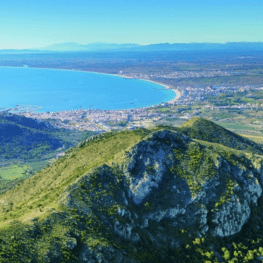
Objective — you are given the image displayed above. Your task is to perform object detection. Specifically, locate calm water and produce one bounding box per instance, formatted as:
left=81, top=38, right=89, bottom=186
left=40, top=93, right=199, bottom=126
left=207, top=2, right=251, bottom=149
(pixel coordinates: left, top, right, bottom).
left=0, top=67, right=175, bottom=112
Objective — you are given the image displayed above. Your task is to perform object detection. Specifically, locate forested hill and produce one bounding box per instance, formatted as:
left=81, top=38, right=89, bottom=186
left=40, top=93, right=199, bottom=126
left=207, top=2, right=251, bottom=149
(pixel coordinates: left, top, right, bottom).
left=0, top=113, right=95, bottom=161
left=179, top=117, right=263, bottom=155
left=0, top=118, right=263, bottom=262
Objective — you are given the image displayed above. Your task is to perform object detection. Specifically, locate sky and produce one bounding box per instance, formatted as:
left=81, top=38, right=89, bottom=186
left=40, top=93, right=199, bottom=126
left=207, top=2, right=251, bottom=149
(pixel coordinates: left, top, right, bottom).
left=0, top=0, right=262, bottom=49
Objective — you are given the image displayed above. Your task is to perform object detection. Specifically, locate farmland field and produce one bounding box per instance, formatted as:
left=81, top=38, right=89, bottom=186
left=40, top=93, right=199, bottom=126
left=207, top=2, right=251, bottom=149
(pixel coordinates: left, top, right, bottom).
left=0, top=165, right=29, bottom=180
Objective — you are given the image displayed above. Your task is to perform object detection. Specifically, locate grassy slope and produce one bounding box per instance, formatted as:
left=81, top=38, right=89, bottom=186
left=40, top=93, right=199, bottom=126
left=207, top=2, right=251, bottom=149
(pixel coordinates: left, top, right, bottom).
left=180, top=117, right=263, bottom=155
left=0, top=129, right=149, bottom=228
left=0, top=165, right=29, bottom=180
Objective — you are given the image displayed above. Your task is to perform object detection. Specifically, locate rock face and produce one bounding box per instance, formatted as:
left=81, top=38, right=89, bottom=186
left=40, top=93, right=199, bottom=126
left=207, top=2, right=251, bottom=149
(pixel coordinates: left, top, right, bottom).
left=57, top=129, right=263, bottom=261
left=123, top=130, right=178, bottom=204
left=122, top=130, right=263, bottom=239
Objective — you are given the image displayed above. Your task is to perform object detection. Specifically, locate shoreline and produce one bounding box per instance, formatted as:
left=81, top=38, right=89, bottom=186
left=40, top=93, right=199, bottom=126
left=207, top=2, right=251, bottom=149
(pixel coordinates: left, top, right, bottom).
left=132, top=78, right=181, bottom=104
left=0, top=66, right=181, bottom=112
left=87, top=71, right=182, bottom=105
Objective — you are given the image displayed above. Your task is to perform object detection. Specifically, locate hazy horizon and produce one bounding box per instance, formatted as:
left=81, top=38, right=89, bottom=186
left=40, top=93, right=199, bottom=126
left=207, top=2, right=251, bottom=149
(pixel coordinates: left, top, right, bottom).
left=0, top=0, right=262, bottom=49
left=1, top=41, right=263, bottom=51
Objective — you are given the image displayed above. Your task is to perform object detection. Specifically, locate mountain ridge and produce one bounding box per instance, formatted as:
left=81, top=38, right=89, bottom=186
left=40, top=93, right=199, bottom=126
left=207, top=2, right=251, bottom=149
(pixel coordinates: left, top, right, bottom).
left=1, top=41, right=263, bottom=53
left=1, top=118, right=263, bottom=262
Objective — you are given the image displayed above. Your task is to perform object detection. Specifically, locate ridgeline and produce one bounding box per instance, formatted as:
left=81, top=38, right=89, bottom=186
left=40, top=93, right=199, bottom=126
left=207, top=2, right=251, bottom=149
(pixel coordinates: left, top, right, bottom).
left=0, top=118, right=263, bottom=262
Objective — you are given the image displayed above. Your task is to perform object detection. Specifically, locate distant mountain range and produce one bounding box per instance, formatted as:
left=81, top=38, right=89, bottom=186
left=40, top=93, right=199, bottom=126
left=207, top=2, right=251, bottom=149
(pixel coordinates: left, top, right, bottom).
left=0, top=42, right=263, bottom=54
left=38, top=42, right=140, bottom=52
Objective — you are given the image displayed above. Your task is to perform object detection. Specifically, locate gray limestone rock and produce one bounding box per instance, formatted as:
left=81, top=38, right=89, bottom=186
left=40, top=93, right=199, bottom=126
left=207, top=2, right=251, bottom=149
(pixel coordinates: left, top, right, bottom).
left=211, top=198, right=251, bottom=237
left=56, top=128, right=263, bottom=261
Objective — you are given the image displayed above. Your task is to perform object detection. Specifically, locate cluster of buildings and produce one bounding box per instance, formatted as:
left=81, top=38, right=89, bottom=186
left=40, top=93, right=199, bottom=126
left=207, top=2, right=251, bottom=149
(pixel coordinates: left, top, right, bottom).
left=19, top=108, right=165, bottom=132
left=204, top=103, right=263, bottom=111
left=120, top=70, right=244, bottom=80
left=150, top=70, right=239, bottom=79
left=172, top=85, right=263, bottom=106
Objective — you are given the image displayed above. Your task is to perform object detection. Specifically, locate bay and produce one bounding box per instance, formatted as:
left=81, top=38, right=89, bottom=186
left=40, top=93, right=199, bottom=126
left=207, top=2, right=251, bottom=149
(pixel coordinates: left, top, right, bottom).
left=0, top=67, right=175, bottom=112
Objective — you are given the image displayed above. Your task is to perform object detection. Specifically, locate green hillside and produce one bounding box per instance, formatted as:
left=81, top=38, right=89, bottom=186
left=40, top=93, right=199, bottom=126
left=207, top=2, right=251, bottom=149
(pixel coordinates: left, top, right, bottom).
left=0, top=129, right=148, bottom=227
left=0, top=113, right=95, bottom=161
left=0, top=119, right=263, bottom=262
left=0, top=113, right=96, bottom=191
left=0, top=116, right=62, bottom=160
left=180, top=117, right=263, bottom=154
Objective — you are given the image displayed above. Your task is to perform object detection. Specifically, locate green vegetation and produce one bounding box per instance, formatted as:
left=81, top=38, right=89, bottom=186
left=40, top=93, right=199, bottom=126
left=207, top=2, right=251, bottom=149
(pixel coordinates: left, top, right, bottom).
left=146, top=85, right=263, bottom=145
left=0, top=165, right=29, bottom=180
left=165, top=74, right=263, bottom=87
left=0, top=113, right=96, bottom=162
left=179, top=117, right=263, bottom=154
left=0, top=119, right=263, bottom=262
left=0, top=128, right=148, bottom=228
left=0, top=113, right=97, bottom=195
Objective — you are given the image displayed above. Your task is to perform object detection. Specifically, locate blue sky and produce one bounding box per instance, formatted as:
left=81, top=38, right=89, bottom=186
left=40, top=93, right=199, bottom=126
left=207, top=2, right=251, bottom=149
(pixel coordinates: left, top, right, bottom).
left=0, top=0, right=262, bottom=49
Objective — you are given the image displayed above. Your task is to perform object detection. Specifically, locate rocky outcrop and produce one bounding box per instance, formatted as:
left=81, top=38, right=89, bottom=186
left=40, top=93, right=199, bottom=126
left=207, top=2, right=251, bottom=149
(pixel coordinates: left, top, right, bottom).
left=56, top=129, right=263, bottom=261
left=122, top=130, right=263, bottom=240
left=123, top=130, right=178, bottom=204
left=212, top=197, right=250, bottom=237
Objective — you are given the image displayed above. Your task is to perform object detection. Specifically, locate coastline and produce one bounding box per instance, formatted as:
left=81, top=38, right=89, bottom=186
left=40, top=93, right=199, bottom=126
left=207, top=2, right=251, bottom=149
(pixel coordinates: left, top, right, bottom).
left=131, top=78, right=181, bottom=104
left=83, top=69, right=181, bottom=104
left=95, top=72, right=182, bottom=105
left=0, top=66, right=181, bottom=112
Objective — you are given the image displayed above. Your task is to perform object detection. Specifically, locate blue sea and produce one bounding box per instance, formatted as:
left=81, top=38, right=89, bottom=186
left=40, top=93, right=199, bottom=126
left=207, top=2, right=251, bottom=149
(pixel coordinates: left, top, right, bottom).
left=0, top=67, right=175, bottom=112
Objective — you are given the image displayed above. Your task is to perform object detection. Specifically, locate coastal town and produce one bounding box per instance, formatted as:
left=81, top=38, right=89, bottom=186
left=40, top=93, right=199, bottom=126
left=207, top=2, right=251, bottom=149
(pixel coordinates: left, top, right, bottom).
left=17, top=105, right=169, bottom=132
left=2, top=78, right=261, bottom=133
left=119, top=70, right=244, bottom=80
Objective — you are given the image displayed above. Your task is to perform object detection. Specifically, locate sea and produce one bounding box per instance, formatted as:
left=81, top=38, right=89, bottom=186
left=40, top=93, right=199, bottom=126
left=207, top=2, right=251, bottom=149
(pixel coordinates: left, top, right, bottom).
left=0, top=67, right=175, bottom=112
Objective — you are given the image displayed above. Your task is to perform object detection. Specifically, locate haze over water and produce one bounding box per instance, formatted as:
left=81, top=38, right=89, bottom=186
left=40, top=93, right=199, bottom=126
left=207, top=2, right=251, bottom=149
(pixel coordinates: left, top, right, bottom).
left=0, top=67, right=175, bottom=112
